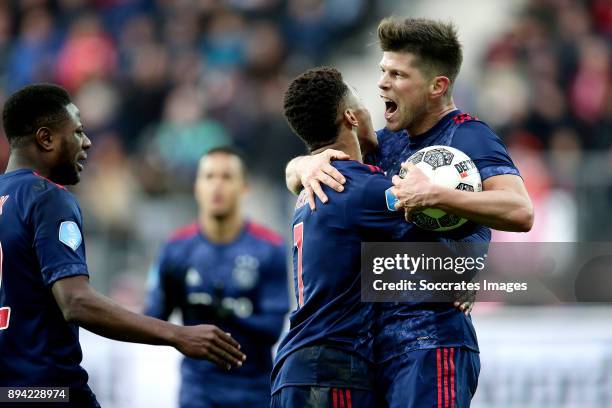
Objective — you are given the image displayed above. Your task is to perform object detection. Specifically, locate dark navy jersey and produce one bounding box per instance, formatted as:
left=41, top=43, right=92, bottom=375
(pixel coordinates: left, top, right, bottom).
left=145, top=221, right=288, bottom=399
left=365, top=110, right=521, bottom=362
left=0, top=169, right=90, bottom=389
left=272, top=161, right=405, bottom=393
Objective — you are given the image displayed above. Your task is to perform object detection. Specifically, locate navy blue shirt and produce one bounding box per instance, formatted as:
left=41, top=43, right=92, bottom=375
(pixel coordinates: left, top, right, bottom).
left=272, top=161, right=405, bottom=393
left=0, top=169, right=90, bottom=389
left=145, top=221, right=288, bottom=404
left=366, top=111, right=521, bottom=362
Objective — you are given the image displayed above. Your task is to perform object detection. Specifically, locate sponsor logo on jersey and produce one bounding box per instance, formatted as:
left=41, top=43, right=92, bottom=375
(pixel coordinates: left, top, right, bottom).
left=185, top=268, right=202, bottom=287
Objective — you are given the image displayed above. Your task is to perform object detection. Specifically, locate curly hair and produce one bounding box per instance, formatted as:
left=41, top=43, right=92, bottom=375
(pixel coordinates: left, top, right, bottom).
left=2, top=83, right=72, bottom=146
left=283, top=67, right=349, bottom=152
left=378, top=17, right=463, bottom=84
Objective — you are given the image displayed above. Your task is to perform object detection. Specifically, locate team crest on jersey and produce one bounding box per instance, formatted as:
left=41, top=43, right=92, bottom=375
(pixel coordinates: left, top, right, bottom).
left=295, top=190, right=309, bottom=209
left=185, top=268, right=202, bottom=287
left=0, top=195, right=9, bottom=216
left=233, top=255, right=259, bottom=290
left=58, top=221, right=82, bottom=251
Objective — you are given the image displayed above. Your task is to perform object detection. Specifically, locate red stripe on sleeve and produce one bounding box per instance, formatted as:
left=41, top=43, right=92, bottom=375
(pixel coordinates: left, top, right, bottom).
left=437, top=348, right=442, bottom=407
left=450, top=348, right=456, bottom=408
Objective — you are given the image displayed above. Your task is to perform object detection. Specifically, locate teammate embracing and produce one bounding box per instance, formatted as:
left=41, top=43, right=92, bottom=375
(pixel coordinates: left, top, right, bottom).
left=285, top=18, right=533, bottom=407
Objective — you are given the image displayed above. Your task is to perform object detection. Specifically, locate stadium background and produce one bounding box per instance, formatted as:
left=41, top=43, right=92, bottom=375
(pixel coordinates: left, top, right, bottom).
left=1, top=0, right=612, bottom=406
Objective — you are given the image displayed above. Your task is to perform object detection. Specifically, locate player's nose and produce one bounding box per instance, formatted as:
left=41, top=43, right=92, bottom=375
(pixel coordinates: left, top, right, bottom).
left=82, top=133, right=92, bottom=150
left=377, top=73, right=389, bottom=90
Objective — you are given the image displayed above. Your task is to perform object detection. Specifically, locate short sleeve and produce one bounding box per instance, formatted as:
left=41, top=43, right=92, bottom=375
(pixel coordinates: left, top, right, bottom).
left=349, top=174, right=406, bottom=240
left=144, top=244, right=182, bottom=320
left=31, top=188, right=88, bottom=286
left=452, top=122, right=521, bottom=181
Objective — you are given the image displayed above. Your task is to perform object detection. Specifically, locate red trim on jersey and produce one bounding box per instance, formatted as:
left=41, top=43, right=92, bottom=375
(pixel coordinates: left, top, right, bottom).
left=32, top=171, right=67, bottom=190
left=332, top=388, right=338, bottom=408
left=346, top=389, right=352, bottom=408
left=339, top=389, right=345, bottom=408
left=452, top=113, right=479, bottom=124
left=437, top=348, right=442, bottom=407
left=169, top=222, right=199, bottom=241
left=365, top=164, right=384, bottom=174
left=247, top=221, right=283, bottom=246
left=450, top=348, right=456, bottom=408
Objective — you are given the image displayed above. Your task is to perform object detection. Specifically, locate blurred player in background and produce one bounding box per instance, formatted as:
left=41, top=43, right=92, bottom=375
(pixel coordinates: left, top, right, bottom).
left=285, top=18, right=533, bottom=407
left=272, top=67, right=410, bottom=408
left=0, top=84, right=245, bottom=408
left=146, top=147, right=289, bottom=408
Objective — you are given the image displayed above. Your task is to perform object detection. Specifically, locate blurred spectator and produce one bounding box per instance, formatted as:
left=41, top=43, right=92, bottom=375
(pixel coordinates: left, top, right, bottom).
left=7, top=7, right=61, bottom=91
left=56, top=14, right=118, bottom=92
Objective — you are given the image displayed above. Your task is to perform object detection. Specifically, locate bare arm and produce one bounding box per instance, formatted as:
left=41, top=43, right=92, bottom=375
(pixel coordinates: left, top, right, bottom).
left=52, top=275, right=246, bottom=370
left=285, top=150, right=350, bottom=210
left=392, top=163, right=533, bottom=232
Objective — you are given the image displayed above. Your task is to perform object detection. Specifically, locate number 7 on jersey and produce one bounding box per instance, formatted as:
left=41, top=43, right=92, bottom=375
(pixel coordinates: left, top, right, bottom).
left=0, top=242, right=10, bottom=330
left=293, top=222, right=304, bottom=307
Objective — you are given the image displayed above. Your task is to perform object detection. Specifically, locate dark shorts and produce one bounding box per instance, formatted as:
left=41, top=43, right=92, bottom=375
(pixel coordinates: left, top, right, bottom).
left=271, top=386, right=374, bottom=408
left=271, top=346, right=375, bottom=408
left=375, top=347, right=480, bottom=408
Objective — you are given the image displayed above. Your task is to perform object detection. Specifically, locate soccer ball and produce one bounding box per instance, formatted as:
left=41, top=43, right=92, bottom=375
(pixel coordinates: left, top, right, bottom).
left=400, top=145, right=482, bottom=232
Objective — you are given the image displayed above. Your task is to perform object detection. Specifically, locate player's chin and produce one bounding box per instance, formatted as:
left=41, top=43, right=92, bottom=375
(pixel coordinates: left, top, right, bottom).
left=385, top=119, right=403, bottom=132
left=58, top=169, right=81, bottom=185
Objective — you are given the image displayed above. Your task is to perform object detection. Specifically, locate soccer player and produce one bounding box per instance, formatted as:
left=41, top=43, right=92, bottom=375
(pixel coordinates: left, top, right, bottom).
left=271, top=67, right=409, bottom=408
left=0, top=84, right=245, bottom=407
left=145, top=147, right=289, bottom=408
left=285, top=18, right=533, bottom=407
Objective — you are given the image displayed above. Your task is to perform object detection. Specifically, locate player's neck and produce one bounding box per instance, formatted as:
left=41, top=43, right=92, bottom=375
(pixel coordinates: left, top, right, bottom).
left=5, top=152, right=43, bottom=175
left=199, top=212, right=244, bottom=244
left=312, top=131, right=363, bottom=162
left=407, top=99, right=457, bottom=137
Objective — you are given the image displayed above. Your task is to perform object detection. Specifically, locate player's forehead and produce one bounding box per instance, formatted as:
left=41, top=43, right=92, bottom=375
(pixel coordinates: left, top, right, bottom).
left=379, top=51, right=418, bottom=71
left=64, top=103, right=82, bottom=127
left=198, top=153, right=242, bottom=174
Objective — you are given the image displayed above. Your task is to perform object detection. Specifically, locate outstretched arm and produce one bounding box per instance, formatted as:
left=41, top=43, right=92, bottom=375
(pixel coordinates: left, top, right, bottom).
left=52, top=275, right=246, bottom=370
left=391, top=163, right=533, bottom=232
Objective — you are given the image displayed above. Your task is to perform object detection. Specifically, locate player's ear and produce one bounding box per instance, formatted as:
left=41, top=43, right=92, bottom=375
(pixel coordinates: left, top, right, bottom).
left=34, top=127, right=55, bottom=152
left=343, top=109, right=359, bottom=128
left=430, top=76, right=450, bottom=99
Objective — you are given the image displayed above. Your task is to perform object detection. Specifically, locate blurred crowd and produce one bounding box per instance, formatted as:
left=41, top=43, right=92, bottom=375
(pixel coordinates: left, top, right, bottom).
left=476, top=0, right=612, bottom=241
left=0, top=0, right=375, bottom=290
left=0, top=0, right=374, bottom=188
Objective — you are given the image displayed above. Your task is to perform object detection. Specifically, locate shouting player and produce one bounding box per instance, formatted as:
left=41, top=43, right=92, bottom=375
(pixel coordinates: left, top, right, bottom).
left=271, top=67, right=410, bottom=407
left=145, top=147, right=289, bottom=408
left=0, top=84, right=245, bottom=407
left=285, top=18, right=533, bottom=407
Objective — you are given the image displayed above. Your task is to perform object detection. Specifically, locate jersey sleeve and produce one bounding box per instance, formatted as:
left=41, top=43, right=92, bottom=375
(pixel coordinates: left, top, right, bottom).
left=348, top=174, right=406, bottom=240
left=144, top=244, right=181, bottom=320
left=30, top=187, right=89, bottom=286
left=452, top=121, right=521, bottom=181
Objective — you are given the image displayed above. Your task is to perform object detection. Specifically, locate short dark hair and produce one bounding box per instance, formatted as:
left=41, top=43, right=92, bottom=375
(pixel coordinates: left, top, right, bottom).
left=378, top=17, right=463, bottom=84
left=204, top=146, right=247, bottom=178
left=2, top=84, right=72, bottom=146
left=283, top=67, right=349, bottom=152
